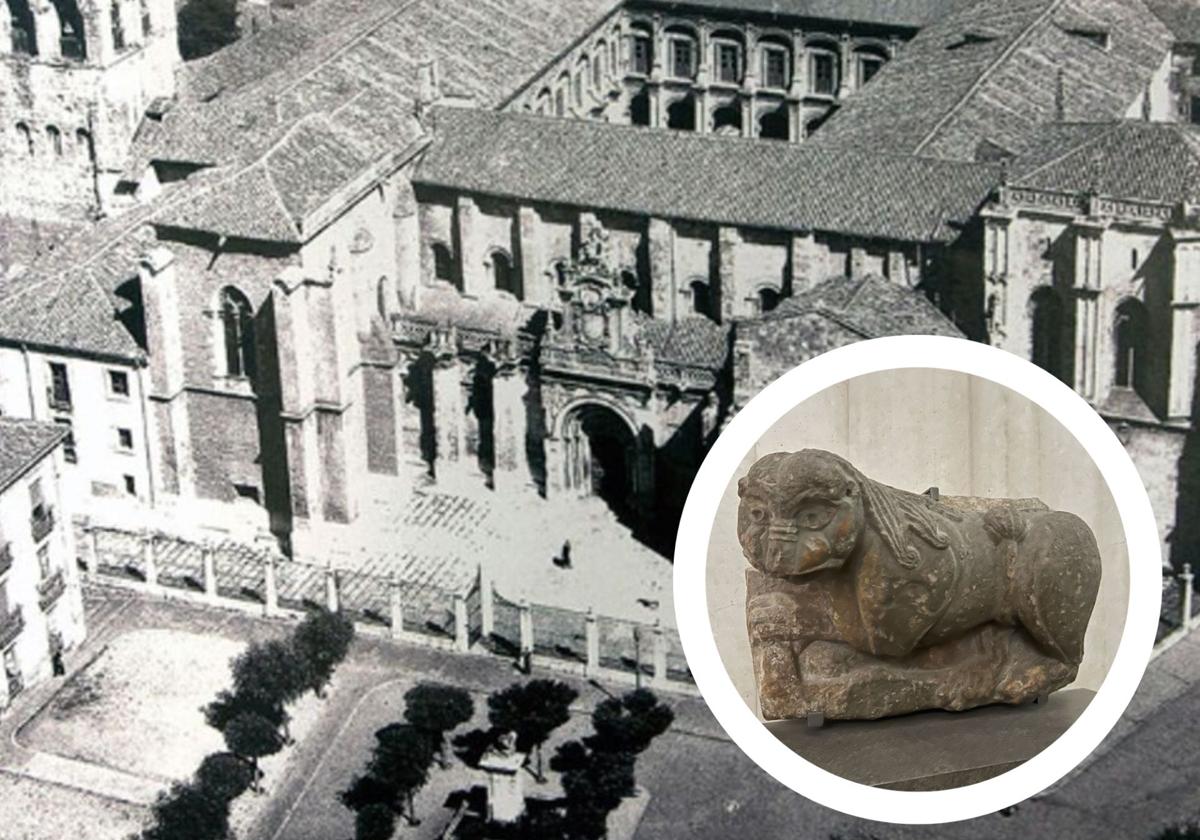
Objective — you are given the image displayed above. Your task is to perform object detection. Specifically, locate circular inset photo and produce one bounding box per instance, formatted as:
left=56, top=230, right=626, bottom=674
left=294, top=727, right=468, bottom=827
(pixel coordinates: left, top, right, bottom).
left=674, top=336, right=1160, bottom=824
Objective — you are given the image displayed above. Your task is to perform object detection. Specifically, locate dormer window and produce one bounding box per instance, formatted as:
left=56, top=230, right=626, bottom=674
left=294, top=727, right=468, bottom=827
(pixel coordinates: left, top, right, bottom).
left=809, top=48, right=838, bottom=96
left=856, top=49, right=886, bottom=87
left=761, top=43, right=790, bottom=89
left=630, top=23, right=653, bottom=76
left=713, top=38, right=742, bottom=84
left=1065, top=28, right=1110, bottom=50
left=668, top=31, right=698, bottom=80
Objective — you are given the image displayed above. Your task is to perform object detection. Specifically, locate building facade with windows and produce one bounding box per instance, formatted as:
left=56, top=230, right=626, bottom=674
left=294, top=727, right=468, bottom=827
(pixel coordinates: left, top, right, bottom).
left=504, top=0, right=956, bottom=141
left=0, top=417, right=85, bottom=712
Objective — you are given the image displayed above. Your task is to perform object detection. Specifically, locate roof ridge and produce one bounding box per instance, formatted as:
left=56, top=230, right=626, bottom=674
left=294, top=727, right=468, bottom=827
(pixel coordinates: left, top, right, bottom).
left=913, top=0, right=1071, bottom=156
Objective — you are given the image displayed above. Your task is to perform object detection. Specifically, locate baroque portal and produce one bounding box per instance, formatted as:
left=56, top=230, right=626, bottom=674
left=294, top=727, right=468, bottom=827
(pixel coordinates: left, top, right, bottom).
left=738, top=449, right=1102, bottom=722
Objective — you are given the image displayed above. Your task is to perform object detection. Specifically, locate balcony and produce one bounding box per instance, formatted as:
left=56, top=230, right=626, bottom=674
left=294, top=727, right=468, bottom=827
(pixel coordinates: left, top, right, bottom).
left=0, top=543, right=11, bottom=577
left=0, top=608, right=23, bottom=650
left=37, top=571, right=66, bottom=612
left=31, top=507, right=55, bottom=544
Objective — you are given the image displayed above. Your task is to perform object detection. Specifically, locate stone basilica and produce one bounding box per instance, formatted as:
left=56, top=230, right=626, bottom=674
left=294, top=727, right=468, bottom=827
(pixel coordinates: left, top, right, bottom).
left=1, top=0, right=1199, bottom=569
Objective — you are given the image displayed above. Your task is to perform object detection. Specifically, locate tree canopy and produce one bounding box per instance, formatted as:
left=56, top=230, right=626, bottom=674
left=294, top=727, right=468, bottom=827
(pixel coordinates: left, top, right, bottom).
left=292, top=608, right=356, bottom=695
left=487, top=679, right=578, bottom=777
left=589, top=688, right=674, bottom=755
left=177, top=0, right=240, bottom=61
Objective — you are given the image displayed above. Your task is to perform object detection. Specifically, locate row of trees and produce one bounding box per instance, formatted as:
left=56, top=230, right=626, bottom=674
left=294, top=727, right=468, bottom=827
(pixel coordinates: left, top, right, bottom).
left=133, top=609, right=355, bottom=840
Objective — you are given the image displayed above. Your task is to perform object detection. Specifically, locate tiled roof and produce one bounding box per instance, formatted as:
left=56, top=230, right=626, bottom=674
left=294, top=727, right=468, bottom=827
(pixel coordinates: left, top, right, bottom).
left=0, top=418, right=67, bottom=495
left=814, top=0, right=1173, bottom=162
left=640, top=315, right=730, bottom=368
left=1011, top=120, right=1200, bottom=203
left=1142, top=0, right=1200, bottom=44
left=0, top=206, right=158, bottom=364
left=415, top=107, right=1002, bottom=243
left=128, top=0, right=618, bottom=242
left=629, top=0, right=976, bottom=28
left=760, top=275, right=964, bottom=338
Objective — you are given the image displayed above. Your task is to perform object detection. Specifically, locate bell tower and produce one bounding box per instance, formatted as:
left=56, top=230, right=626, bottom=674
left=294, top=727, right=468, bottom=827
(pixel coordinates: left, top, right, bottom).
left=0, top=0, right=180, bottom=223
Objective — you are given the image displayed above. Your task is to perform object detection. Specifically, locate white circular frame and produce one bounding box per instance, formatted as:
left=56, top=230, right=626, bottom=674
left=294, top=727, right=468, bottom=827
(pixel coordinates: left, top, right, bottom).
left=673, top=336, right=1161, bottom=824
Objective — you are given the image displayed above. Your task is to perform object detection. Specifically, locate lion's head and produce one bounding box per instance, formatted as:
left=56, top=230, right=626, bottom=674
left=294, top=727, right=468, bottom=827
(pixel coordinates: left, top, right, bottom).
left=736, top=450, right=864, bottom=576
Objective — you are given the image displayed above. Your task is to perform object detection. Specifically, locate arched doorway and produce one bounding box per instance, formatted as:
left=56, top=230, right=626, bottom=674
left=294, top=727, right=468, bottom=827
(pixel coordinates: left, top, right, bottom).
left=666, top=95, right=696, bottom=132
left=558, top=402, right=647, bottom=525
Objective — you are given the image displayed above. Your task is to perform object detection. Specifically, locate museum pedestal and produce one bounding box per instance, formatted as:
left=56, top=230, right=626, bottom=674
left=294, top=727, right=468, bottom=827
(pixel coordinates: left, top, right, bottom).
left=763, top=689, right=1095, bottom=790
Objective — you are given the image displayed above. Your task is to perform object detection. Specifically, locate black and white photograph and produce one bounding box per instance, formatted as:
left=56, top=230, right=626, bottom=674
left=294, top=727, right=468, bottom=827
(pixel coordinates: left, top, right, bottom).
left=0, top=0, right=1198, bottom=836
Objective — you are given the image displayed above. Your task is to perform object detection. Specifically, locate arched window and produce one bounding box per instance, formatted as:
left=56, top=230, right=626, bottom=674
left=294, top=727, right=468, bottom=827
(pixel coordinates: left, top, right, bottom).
left=491, top=250, right=518, bottom=297
left=690, top=279, right=712, bottom=319
left=51, top=0, right=85, bottom=59
left=712, top=102, right=742, bottom=135
left=712, top=31, right=744, bottom=84
left=431, top=242, right=455, bottom=285
left=757, top=287, right=781, bottom=314
left=854, top=46, right=887, bottom=88
left=592, top=43, right=605, bottom=87
left=15, top=122, right=33, bottom=155
left=666, top=94, right=696, bottom=131
left=376, top=277, right=390, bottom=321
left=1028, top=287, right=1064, bottom=380
left=75, top=127, right=93, bottom=161
left=6, top=0, right=37, bottom=55
left=760, top=38, right=790, bottom=89
left=758, top=102, right=790, bottom=140
left=46, top=125, right=62, bottom=155
left=666, top=27, right=698, bottom=80
left=218, top=287, right=256, bottom=380
left=1114, top=298, right=1148, bottom=392
left=110, top=1, right=125, bottom=51
left=574, top=57, right=587, bottom=106
left=807, top=43, right=840, bottom=95
left=629, top=21, right=653, bottom=76
left=535, top=88, right=550, bottom=115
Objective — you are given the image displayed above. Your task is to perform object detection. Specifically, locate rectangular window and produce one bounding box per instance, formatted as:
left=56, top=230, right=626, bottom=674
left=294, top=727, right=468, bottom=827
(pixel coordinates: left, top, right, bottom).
left=858, top=55, right=884, bottom=87
left=108, top=369, right=130, bottom=397
left=123, top=475, right=137, bottom=496
left=37, top=545, right=50, bottom=580
left=48, top=363, right=71, bottom=411
left=715, top=42, right=741, bottom=84
left=117, top=428, right=134, bottom=451
left=670, top=38, right=696, bottom=79
left=29, top=478, right=45, bottom=520
left=631, top=36, right=652, bottom=75
left=810, top=52, right=837, bottom=95
left=762, top=47, right=789, bottom=89
left=55, top=419, right=77, bottom=465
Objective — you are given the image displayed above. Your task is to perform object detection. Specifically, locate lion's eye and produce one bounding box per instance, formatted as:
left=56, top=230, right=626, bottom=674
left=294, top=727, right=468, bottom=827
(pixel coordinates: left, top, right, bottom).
left=749, top=507, right=765, bottom=523
left=797, top=505, right=835, bottom=530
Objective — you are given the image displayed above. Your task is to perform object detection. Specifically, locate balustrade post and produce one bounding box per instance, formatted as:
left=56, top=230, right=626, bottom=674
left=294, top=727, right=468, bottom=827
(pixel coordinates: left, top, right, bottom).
left=202, top=540, right=218, bottom=603
left=585, top=609, right=599, bottom=677
left=453, top=593, right=469, bottom=652
left=518, top=599, right=534, bottom=673
left=652, top=619, right=668, bottom=687
left=389, top=574, right=404, bottom=640
left=1182, top=563, right=1194, bottom=629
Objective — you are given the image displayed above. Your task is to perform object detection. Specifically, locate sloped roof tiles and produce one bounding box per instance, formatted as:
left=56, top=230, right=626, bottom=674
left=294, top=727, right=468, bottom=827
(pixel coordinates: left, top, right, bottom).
left=0, top=418, right=67, bottom=495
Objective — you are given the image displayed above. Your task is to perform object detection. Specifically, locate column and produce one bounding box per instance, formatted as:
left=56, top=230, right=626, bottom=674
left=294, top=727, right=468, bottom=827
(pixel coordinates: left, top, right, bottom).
left=492, top=366, right=532, bottom=492
left=1169, top=229, right=1200, bottom=420
left=1073, top=220, right=1107, bottom=402
left=453, top=594, right=469, bottom=652
left=717, top=226, right=740, bottom=322
left=981, top=207, right=1014, bottom=346
left=585, top=609, right=599, bottom=677
left=648, top=217, right=676, bottom=321
left=433, top=354, right=468, bottom=478
left=517, top=205, right=546, bottom=305
left=263, top=554, right=278, bottom=616
left=838, top=33, right=853, bottom=99
left=652, top=619, right=668, bottom=687
left=389, top=574, right=404, bottom=638
left=325, top=565, right=339, bottom=613
left=455, top=196, right=485, bottom=297
left=202, top=541, right=217, bottom=602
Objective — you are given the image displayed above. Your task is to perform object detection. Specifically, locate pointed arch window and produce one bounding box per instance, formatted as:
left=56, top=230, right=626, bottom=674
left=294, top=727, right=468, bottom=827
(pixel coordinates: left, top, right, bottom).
left=15, top=122, right=33, bottom=155
left=218, top=287, right=256, bottom=380
left=6, top=0, right=37, bottom=55
left=46, top=125, right=62, bottom=156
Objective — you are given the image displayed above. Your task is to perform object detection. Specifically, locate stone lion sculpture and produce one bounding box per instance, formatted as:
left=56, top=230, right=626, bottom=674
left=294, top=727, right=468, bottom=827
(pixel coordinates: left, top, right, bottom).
left=738, top=449, right=1102, bottom=722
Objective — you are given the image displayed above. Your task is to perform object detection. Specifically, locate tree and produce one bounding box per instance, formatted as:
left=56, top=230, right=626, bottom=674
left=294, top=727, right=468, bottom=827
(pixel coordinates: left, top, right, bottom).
left=195, top=752, right=255, bottom=803
left=223, top=711, right=285, bottom=789
left=177, top=0, right=240, bottom=61
left=551, top=740, right=635, bottom=840
left=229, top=638, right=306, bottom=740
left=589, top=688, right=673, bottom=755
left=355, top=803, right=397, bottom=840
left=487, top=679, right=579, bottom=779
left=292, top=608, right=355, bottom=696
left=139, top=780, right=229, bottom=840
left=1157, top=825, right=1200, bottom=840
left=368, top=724, right=437, bottom=825
left=403, top=682, right=473, bottom=765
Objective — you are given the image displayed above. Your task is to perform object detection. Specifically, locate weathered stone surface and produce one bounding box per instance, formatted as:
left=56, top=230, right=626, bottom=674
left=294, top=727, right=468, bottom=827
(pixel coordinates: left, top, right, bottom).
left=738, top=449, right=1102, bottom=721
